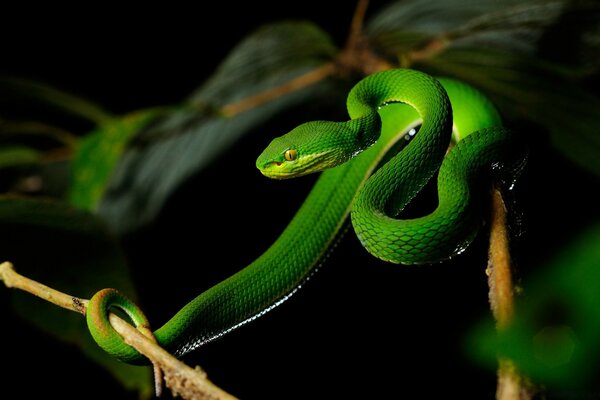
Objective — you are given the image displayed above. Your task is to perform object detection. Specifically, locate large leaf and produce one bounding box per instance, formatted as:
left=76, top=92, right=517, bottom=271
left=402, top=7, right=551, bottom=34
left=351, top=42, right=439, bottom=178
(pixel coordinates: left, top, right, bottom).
left=69, top=109, right=163, bottom=211
left=97, top=21, right=339, bottom=234
left=367, top=0, right=567, bottom=55
left=0, top=197, right=152, bottom=397
left=367, top=0, right=600, bottom=176
left=417, top=48, right=600, bottom=176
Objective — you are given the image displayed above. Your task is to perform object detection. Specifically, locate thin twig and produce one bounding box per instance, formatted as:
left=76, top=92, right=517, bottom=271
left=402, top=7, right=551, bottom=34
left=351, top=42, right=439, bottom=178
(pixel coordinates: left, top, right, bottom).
left=0, top=261, right=237, bottom=400
left=336, top=0, right=394, bottom=75
left=0, top=120, right=79, bottom=148
left=0, top=77, right=114, bottom=125
left=0, top=261, right=88, bottom=314
left=221, top=63, right=337, bottom=117
left=346, top=0, right=370, bottom=48
left=221, top=0, right=391, bottom=119
left=487, top=190, right=533, bottom=400
left=407, top=37, right=451, bottom=65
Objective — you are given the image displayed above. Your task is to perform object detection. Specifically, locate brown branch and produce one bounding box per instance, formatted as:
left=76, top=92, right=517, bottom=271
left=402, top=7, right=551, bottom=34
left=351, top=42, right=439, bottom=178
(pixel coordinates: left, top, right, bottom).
left=110, top=315, right=238, bottom=400
left=0, top=261, right=88, bottom=314
left=221, top=0, right=392, bottom=119
left=407, top=36, right=451, bottom=65
left=336, top=0, right=394, bottom=76
left=346, top=0, right=370, bottom=48
left=0, top=261, right=237, bottom=400
left=487, top=188, right=514, bottom=328
left=486, top=190, right=533, bottom=400
left=221, top=63, right=337, bottom=117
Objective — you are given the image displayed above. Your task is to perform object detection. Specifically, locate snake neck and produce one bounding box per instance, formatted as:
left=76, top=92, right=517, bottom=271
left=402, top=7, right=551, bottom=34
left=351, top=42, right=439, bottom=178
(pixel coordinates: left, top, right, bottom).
left=348, top=70, right=458, bottom=265
left=344, top=112, right=382, bottom=154
left=348, top=69, right=453, bottom=211
left=350, top=72, right=520, bottom=265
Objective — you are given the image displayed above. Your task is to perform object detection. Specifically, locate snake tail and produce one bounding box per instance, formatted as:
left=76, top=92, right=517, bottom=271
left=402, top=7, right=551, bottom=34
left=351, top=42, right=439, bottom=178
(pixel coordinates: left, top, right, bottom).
left=85, top=69, right=523, bottom=364
left=86, top=289, right=152, bottom=363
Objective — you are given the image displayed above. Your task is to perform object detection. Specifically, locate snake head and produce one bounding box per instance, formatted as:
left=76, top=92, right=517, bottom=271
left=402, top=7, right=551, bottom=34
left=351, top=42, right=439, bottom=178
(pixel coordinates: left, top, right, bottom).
left=256, top=120, right=351, bottom=180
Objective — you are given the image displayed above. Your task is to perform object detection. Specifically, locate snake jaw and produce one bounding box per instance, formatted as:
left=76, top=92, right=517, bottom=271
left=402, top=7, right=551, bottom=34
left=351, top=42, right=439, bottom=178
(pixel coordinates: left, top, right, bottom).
left=258, top=149, right=341, bottom=180
left=259, top=161, right=290, bottom=179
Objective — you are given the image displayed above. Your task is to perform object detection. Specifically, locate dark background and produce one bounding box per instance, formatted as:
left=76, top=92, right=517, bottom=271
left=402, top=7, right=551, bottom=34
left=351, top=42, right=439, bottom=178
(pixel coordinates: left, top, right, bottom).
left=1, top=2, right=358, bottom=113
left=2, top=1, right=598, bottom=398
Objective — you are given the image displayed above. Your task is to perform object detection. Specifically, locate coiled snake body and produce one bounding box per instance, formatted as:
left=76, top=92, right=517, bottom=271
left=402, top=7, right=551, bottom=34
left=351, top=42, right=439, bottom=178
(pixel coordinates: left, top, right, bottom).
left=87, top=69, right=521, bottom=362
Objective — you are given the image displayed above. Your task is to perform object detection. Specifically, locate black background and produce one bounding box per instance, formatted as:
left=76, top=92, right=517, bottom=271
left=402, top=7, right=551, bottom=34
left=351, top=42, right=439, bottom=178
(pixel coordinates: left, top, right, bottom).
left=2, top=1, right=599, bottom=399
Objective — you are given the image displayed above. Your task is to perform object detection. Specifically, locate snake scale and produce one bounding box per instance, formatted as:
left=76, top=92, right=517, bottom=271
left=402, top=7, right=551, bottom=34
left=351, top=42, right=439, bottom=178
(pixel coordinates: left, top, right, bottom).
left=86, top=69, right=522, bottom=363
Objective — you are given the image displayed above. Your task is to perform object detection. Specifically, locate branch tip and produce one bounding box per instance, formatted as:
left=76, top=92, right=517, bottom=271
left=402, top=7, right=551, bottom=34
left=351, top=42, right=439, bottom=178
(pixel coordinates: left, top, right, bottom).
left=2, top=262, right=235, bottom=399
left=0, top=261, right=88, bottom=314
left=0, top=261, right=15, bottom=284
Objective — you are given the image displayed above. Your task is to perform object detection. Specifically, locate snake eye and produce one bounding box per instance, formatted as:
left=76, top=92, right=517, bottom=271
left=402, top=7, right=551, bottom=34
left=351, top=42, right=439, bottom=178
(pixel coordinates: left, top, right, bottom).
left=284, top=149, right=297, bottom=161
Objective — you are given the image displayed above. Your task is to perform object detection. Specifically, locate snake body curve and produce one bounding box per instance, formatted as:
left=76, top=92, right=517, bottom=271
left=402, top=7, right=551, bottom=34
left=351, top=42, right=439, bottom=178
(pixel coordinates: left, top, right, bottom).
left=86, top=69, right=519, bottom=363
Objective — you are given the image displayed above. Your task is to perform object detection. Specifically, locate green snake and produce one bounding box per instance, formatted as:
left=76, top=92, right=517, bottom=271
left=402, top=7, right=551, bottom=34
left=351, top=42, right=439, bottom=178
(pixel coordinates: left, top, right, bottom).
left=86, top=69, right=521, bottom=363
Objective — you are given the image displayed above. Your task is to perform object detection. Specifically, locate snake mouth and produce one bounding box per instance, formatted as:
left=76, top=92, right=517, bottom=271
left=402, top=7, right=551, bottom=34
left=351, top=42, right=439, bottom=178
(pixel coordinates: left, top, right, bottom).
left=258, top=150, right=339, bottom=179
left=258, top=161, right=291, bottom=179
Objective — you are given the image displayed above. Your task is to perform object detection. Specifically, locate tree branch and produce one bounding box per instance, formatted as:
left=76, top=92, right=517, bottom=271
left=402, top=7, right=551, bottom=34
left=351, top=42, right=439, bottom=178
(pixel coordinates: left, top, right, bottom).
left=0, top=261, right=88, bottom=314
left=487, top=189, right=534, bottom=400
left=0, top=261, right=237, bottom=400
left=346, top=0, right=370, bottom=48
left=487, top=189, right=514, bottom=329
left=221, top=63, right=337, bottom=117
left=221, top=0, right=392, bottom=119
left=109, top=314, right=238, bottom=400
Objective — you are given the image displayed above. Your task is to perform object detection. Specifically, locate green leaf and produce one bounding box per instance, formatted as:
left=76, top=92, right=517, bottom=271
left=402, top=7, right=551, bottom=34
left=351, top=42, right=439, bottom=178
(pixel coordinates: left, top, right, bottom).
left=0, top=196, right=152, bottom=397
left=189, top=21, right=337, bottom=105
left=97, top=21, right=339, bottom=234
left=470, top=222, right=600, bottom=386
left=69, top=109, right=163, bottom=210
